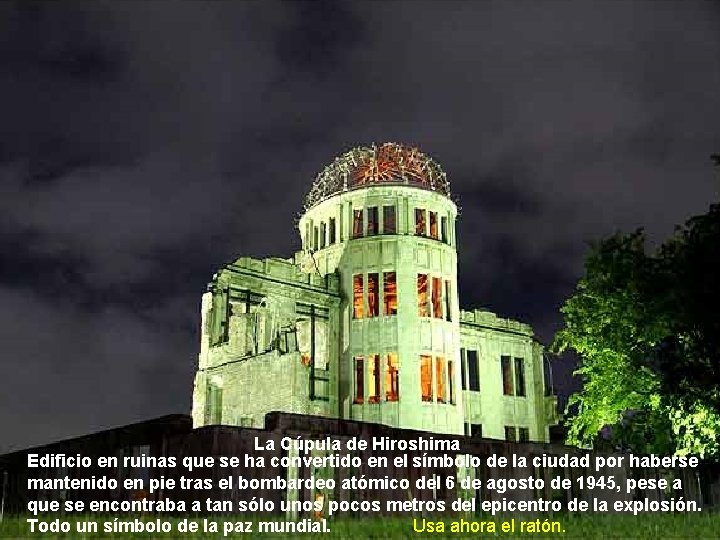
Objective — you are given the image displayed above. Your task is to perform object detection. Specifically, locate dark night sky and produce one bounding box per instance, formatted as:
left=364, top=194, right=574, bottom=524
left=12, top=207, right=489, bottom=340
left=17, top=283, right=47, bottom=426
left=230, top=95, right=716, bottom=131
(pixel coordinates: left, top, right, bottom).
left=1, top=1, right=719, bottom=453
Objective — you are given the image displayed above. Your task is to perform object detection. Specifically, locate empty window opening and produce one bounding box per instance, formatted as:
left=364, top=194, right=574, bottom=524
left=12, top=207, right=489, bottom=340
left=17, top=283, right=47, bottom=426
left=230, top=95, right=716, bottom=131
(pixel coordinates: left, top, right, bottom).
left=429, top=211, right=438, bottom=239
left=352, top=209, right=364, bottom=238
left=432, top=277, right=443, bottom=319
left=369, top=354, right=381, bottom=404
left=441, top=216, right=448, bottom=243
left=448, top=359, right=455, bottom=404
left=207, top=383, right=223, bottom=425
left=383, top=272, right=397, bottom=315
left=504, top=426, right=517, bottom=442
left=444, top=280, right=452, bottom=321
left=470, top=424, right=483, bottom=438
left=515, top=357, right=526, bottom=397
left=354, top=357, right=364, bottom=404
left=353, top=274, right=364, bottom=319
left=297, top=317, right=311, bottom=364
left=502, top=355, right=514, bottom=396
left=420, top=355, right=432, bottom=402
left=467, top=350, right=480, bottom=391
left=313, top=226, right=319, bottom=251
left=367, top=273, right=379, bottom=317
left=367, top=207, right=379, bottom=235
left=518, top=427, right=530, bottom=443
left=383, top=205, right=396, bottom=234
left=460, top=348, right=467, bottom=390
left=436, top=356, right=446, bottom=403
left=319, top=222, right=326, bottom=249
left=417, top=274, right=429, bottom=317
left=386, top=353, right=399, bottom=401
left=415, top=208, right=426, bottom=236
left=329, top=217, right=336, bottom=244
left=339, top=209, right=344, bottom=241
left=281, top=325, right=298, bottom=355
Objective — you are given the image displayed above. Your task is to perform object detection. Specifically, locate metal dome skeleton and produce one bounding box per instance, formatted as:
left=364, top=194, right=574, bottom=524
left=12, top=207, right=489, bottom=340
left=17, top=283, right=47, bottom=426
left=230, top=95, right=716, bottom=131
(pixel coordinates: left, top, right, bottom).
left=304, top=142, right=450, bottom=211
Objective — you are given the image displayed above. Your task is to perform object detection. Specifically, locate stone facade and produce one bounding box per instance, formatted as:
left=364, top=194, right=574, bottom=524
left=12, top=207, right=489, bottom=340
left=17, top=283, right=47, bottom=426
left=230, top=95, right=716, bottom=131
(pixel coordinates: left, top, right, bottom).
left=459, top=309, right=557, bottom=443
left=192, top=144, right=558, bottom=441
left=192, top=257, right=341, bottom=430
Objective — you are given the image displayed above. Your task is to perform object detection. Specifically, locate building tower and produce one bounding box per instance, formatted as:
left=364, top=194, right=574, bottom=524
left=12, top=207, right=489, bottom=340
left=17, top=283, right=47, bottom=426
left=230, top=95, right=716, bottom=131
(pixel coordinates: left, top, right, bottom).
left=298, top=143, right=463, bottom=434
left=192, top=143, right=557, bottom=441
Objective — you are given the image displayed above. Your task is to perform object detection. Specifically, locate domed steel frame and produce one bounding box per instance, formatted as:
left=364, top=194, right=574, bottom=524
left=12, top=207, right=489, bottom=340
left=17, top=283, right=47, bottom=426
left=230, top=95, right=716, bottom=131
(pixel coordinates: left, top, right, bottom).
left=304, top=142, right=450, bottom=211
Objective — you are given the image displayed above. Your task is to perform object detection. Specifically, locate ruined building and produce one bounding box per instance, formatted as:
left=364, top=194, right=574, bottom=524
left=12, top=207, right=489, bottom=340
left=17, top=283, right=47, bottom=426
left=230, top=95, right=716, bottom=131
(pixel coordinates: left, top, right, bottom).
left=192, top=143, right=558, bottom=441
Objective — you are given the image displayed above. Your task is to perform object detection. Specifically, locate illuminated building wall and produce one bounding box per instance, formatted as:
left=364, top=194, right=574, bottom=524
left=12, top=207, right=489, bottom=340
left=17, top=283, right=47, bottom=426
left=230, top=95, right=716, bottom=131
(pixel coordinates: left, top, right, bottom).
left=192, top=143, right=558, bottom=442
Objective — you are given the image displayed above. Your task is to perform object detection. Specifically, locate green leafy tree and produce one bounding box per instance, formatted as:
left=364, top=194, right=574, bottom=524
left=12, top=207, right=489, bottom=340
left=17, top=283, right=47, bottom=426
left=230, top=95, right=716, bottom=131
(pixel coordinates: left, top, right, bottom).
left=553, top=201, right=720, bottom=458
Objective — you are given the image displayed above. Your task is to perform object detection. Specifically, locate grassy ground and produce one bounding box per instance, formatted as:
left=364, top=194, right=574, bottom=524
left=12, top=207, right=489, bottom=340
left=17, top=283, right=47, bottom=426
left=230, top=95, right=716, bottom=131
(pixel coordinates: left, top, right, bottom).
left=1, top=513, right=719, bottom=539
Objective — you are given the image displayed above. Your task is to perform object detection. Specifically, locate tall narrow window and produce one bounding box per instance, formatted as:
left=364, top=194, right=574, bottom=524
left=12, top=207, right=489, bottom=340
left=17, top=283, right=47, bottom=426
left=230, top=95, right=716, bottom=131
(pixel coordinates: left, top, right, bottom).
left=441, top=216, right=448, bottom=243
left=367, top=207, right=378, bottom=235
left=467, top=350, right=479, bottom=391
left=501, top=355, right=513, bottom=396
left=415, top=208, right=426, bottom=236
left=386, top=353, right=399, bottom=401
left=429, top=211, right=438, bottom=239
left=420, top=355, right=432, bottom=402
left=354, top=357, right=364, bottom=404
left=329, top=217, right=336, bottom=244
left=448, top=359, right=455, bottom=404
left=460, top=348, right=467, bottom=390
left=367, top=273, right=379, bottom=317
left=369, top=354, right=381, bottom=403
left=207, top=383, right=223, bottom=424
left=383, top=205, right=396, bottom=234
left=353, top=275, right=364, bottom=319
left=297, top=318, right=311, bottom=365
left=319, top=222, right=326, bottom=249
left=339, top=209, right=344, bottom=242
left=432, top=277, right=443, bottom=319
left=444, top=280, right=452, bottom=321
left=313, top=226, right=319, bottom=251
left=436, top=356, right=446, bottom=403
left=417, top=274, right=429, bottom=317
left=515, top=357, right=526, bottom=397
left=383, top=272, right=397, bottom=315
left=283, top=326, right=298, bottom=355
left=544, top=358, right=553, bottom=397
left=352, top=209, right=364, bottom=238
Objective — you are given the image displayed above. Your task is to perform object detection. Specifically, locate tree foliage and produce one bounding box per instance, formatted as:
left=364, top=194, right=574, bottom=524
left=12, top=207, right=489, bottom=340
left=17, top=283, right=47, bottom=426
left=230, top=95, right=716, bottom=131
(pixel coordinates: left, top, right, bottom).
left=553, top=204, right=720, bottom=458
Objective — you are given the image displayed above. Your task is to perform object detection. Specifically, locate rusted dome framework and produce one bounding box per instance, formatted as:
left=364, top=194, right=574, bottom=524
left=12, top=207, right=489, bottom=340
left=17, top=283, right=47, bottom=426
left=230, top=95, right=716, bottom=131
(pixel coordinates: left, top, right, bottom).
left=304, top=142, right=451, bottom=210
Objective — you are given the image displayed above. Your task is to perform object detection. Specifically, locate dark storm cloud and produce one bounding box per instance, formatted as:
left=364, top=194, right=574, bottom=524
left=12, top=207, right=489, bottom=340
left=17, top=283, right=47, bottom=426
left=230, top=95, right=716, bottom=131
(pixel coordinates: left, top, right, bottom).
left=1, top=0, right=719, bottom=450
left=273, top=0, right=365, bottom=74
left=0, top=3, right=121, bottom=81
left=0, top=285, right=196, bottom=451
left=0, top=220, right=88, bottom=299
left=456, top=157, right=544, bottom=217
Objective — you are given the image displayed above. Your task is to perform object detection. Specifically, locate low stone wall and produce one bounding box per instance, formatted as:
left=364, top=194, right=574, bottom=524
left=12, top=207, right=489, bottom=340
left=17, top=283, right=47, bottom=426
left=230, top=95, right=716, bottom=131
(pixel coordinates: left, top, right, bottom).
left=2, top=412, right=719, bottom=516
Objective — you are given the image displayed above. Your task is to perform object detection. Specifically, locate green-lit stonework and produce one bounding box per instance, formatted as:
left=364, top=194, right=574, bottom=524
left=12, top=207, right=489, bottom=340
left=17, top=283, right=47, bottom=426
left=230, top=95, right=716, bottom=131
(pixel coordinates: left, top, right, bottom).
left=192, top=143, right=558, bottom=442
